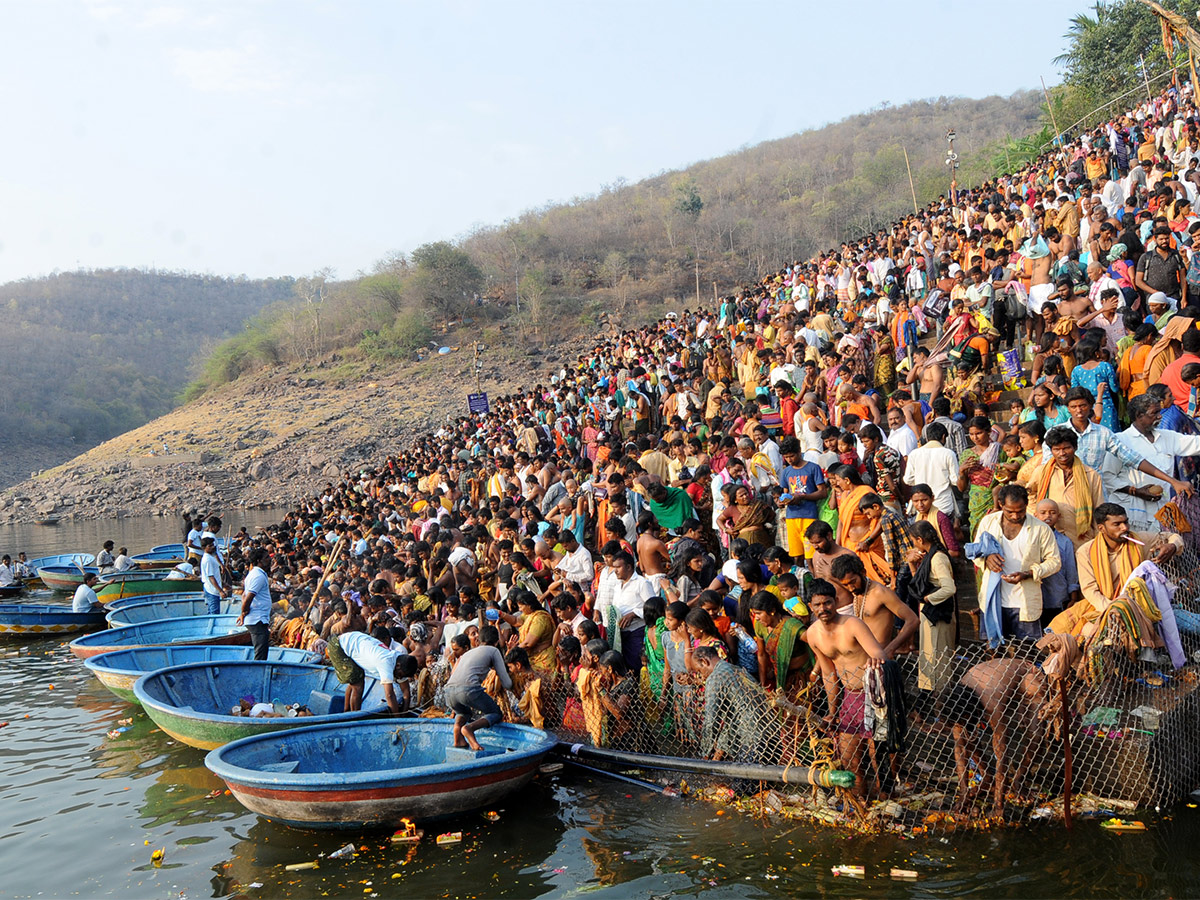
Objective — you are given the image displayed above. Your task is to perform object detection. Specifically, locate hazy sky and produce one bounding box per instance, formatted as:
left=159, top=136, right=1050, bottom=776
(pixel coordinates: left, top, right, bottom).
left=0, top=0, right=1088, bottom=284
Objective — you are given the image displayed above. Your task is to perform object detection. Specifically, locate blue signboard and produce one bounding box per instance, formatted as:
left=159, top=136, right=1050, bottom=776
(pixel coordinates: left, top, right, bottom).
left=467, top=392, right=489, bottom=414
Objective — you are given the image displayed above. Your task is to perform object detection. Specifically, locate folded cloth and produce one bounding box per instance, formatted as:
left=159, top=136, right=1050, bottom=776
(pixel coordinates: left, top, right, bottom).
left=1128, top=561, right=1185, bottom=669
left=965, top=532, right=1004, bottom=648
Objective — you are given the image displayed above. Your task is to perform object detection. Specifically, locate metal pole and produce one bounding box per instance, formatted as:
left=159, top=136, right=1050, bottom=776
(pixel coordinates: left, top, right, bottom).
left=1141, top=54, right=1154, bottom=101
left=1041, top=76, right=1063, bottom=144
left=556, top=741, right=857, bottom=788
left=1060, top=679, right=1073, bottom=829
left=903, top=146, right=919, bottom=215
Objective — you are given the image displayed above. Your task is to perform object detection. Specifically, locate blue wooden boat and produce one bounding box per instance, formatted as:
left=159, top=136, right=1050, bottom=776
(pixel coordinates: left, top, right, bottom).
left=27, top=553, right=95, bottom=570
left=106, top=596, right=237, bottom=626
left=204, top=719, right=557, bottom=828
left=106, top=591, right=205, bottom=612
left=151, top=539, right=233, bottom=554
left=136, top=661, right=385, bottom=750
left=68, top=615, right=248, bottom=660
left=0, top=603, right=108, bottom=637
left=131, top=549, right=184, bottom=564
left=85, top=645, right=321, bottom=703
left=0, top=584, right=23, bottom=598
left=37, top=565, right=103, bottom=591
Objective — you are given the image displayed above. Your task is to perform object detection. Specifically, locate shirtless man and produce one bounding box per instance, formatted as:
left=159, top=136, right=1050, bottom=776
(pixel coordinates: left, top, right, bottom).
left=828, top=553, right=918, bottom=658
left=1023, top=229, right=1054, bottom=343
left=805, top=520, right=858, bottom=609
left=945, top=658, right=1049, bottom=817
left=804, top=582, right=887, bottom=796
left=635, top=512, right=670, bottom=592
left=905, top=347, right=943, bottom=405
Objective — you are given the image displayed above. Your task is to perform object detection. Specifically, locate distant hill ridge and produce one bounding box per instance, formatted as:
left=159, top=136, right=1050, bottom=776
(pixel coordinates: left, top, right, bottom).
left=0, top=268, right=294, bottom=487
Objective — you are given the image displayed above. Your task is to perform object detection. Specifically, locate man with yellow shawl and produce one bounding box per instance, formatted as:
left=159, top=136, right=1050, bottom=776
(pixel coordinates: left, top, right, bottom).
left=1025, top=427, right=1104, bottom=547
left=1049, top=503, right=1182, bottom=640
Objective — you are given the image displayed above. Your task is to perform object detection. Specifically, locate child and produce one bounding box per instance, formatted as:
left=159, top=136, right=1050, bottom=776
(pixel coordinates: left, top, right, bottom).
left=698, top=590, right=732, bottom=638
left=776, top=572, right=808, bottom=621
left=836, top=433, right=864, bottom=476
left=1006, top=398, right=1024, bottom=430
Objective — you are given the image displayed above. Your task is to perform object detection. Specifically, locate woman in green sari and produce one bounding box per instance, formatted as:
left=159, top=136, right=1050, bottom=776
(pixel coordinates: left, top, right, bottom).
left=956, top=415, right=1000, bottom=537
left=748, top=591, right=811, bottom=700
left=641, top=596, right=671, bottom=739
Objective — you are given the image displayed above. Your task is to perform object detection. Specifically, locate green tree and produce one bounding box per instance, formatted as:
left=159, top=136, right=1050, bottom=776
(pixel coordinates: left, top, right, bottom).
left=409, top=242, right=484, bottom=319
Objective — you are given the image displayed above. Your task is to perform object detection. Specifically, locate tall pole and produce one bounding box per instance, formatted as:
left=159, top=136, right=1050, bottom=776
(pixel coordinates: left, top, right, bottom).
left=1140, top=54, right=1154, bottom=101
left=1041, top=76, right=1062, bottom=145
left=694, top=254, right=700, bottom=305
left=903, top=146, right=919, bottom=215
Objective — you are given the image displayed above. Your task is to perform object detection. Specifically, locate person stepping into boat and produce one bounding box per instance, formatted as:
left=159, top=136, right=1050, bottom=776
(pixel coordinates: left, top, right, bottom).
left=444, top=624, right=512, bottom=751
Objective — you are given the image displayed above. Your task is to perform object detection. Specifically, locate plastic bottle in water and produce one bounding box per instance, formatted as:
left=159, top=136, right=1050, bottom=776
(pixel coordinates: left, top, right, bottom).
left=329, top=843, right=355, bottom=859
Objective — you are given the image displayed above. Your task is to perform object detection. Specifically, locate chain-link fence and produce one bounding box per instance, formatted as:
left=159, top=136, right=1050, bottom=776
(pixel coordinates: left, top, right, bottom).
left=412, top=546, right=1200, bottom=839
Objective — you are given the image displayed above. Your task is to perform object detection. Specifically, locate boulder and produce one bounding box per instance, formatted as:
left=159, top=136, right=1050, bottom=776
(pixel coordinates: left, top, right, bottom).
left=35, top=499, right=56, bottom=514
left=247, top=460, right=270, bottom=481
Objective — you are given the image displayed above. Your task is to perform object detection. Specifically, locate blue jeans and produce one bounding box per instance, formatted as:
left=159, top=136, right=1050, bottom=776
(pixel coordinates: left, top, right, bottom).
left=203, top=591, right=221, bottom=615
left=1001, top=608, right=1043, bottom=641
left=444, top=684, right=502, bottom=726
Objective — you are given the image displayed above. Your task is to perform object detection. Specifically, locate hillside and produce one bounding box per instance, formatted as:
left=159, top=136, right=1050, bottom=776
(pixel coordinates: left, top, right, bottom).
left=182, top=92, right=1045, bottom=400
left=0, top=269, right=295, bottom=488
left=0, top=327, right=598, bottom=524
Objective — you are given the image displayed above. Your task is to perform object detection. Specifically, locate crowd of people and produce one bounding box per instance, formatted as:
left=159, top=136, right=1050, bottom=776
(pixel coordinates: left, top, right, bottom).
left=47, top=81, right=1200, bottom=810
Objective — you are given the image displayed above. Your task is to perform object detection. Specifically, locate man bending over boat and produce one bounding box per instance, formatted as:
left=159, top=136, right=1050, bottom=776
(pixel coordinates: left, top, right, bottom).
left=329, top=629, right=413, bottom=714
left=444, top=624, right=512, bottom=751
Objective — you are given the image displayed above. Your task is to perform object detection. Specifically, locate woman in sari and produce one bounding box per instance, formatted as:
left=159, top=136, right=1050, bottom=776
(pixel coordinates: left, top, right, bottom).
left=747, top=589, right=812, bottom=763
left=828, top=463, right=893, bottom=584
left=957, top=415, right=1000, bottom=536
left=1118, top=323, right=1157, bottom=401
left=659, top=601, right=698, bottom=748
left=716, top=484, right=774, bottom=548
left=903, top=521, right=956, bottom=693
left=1014, top=421, right=1047, bottom=487
left=641, top=596, right=670, bottom=737
left=504, top=590, right=556, bottom=674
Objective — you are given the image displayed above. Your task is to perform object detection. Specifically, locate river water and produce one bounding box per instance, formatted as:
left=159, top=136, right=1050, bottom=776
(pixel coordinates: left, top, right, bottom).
left=2, top=515, right=1200, bottom=899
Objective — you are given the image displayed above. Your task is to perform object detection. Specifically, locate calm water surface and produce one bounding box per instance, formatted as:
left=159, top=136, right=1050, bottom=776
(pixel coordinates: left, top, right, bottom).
left=2, top=516, right=1200, bottom=899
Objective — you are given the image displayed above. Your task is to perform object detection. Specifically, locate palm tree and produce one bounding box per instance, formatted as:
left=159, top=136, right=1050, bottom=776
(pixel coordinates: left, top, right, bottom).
left=1054, top=2, right=1106, bottom=67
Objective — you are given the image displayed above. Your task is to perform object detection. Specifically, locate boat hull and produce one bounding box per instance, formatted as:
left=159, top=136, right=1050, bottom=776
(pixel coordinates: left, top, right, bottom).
left=37, top=566, right=101, bottom=591
left=68, top=615, right=248, bottom=660
left=135, top=661, right=379, bottom=750
left=0, top=604, right=108, bottom=637
left=105, top=591, right=205, bottom=611
left=205, top=720, right=556, bottom=829
left=96, top=578, right=203, bottom=599
left=106, top=597, right=235, bottom=626
left=27, top=553, right=95, bottom=570
left=85, top=646, right=319, bottom=704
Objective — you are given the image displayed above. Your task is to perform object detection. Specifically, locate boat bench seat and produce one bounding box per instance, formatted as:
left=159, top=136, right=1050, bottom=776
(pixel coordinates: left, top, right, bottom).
left=307, top=690, right=344, bottom=716
left=444, top=746, right=502, bottom=762
left=259, top=761, right=300, bottom=773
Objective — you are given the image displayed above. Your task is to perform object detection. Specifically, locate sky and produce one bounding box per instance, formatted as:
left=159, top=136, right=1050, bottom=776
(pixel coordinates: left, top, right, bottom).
left=0, top=0, right=1090, bottom=284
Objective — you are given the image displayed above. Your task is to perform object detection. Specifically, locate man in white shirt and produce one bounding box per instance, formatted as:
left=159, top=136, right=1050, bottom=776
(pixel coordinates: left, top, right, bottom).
left=902, top=423, right=961, bottom=518
left=96, top=541, right=115, bottom=572
left=0, top=555, right=15, bottom=588
left=331, top=629, right=411, bottom=713
left=72, top=572, right=103, bottom=613
left=237, top=548, right=273, bottom=660
left=544, top=531, right=593, bottom=600
left=1115, top=393, right=1200, bottom=531
left=112, top=548, right=134, bottom=572
left=610, top=551, right=655, bottom=675
left=200, top=539, right=229, bottom=615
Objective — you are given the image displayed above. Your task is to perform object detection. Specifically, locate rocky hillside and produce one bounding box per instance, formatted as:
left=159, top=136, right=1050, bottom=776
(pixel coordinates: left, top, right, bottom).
left=0, top=333, right=592, bottom=524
